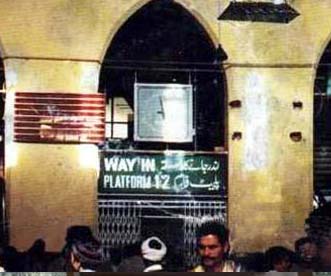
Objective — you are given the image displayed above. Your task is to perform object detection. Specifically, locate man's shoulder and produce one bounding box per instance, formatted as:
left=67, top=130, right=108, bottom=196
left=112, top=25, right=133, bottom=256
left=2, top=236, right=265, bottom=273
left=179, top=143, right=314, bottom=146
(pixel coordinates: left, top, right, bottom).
left=190, top=261, right=244, bottom=272
left=224, top=260, right=243, bottom=272
left=190, top=265, right=205, bottom=272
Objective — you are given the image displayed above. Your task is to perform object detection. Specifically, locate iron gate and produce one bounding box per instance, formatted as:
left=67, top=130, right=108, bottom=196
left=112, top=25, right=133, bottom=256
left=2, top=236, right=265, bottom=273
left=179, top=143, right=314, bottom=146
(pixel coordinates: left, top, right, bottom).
left=98, top=195, right=227, bottom=268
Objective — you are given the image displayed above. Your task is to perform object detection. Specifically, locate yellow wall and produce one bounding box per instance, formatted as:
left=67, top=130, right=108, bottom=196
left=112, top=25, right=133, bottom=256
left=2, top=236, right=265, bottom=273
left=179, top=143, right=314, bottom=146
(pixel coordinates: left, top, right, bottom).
left=2, top=58, right=102, bottom=250
left=6, top=144, right=99, bottom=250
left=221, top=1, right=330, bottom=251
left=0, top=0, right=330, bottom=252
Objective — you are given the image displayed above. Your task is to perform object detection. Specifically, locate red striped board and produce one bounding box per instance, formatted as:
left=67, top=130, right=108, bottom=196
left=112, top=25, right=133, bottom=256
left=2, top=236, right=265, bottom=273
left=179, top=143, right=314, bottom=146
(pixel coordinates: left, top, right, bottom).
left=14, top=92, right=105, bottom=144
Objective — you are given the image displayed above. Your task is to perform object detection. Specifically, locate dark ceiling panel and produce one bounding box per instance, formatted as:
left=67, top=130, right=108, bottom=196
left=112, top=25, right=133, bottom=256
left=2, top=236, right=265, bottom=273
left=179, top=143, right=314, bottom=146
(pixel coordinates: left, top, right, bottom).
left=218, top=2, right=299, bottom=24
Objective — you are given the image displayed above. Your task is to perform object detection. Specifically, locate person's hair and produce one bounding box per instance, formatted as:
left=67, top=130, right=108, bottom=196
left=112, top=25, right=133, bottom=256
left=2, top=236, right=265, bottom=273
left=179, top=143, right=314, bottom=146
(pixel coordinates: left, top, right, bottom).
left=196, top=221, right=229, bottom=246
left=294, top=237, right=314, bottom=252
left=66, top=225, right=93, bottom=244
left=62, top=225, right=94, bottom=257
left=265, top=246, right=291, bottom=269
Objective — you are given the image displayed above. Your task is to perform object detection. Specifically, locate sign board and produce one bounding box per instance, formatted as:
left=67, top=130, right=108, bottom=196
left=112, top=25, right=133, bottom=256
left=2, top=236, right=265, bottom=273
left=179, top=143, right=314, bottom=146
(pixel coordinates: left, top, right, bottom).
left=134, top=83, right=193, bottom=143
left=99, top=151, right=227, bottom=196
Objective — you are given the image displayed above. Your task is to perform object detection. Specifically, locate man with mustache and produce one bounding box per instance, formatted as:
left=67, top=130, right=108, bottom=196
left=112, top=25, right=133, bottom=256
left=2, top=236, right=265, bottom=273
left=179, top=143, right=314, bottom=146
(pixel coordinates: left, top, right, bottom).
left=191, top=221, right=242, bottom=272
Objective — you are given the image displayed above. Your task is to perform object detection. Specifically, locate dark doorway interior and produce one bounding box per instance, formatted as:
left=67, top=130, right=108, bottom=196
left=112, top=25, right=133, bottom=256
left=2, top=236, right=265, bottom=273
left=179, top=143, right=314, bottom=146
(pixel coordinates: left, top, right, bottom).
left=314, top=42, right=331, bottom=201
left=97, top=1, right=228, bottom=270
left=99, top=0, right=226, bottom=151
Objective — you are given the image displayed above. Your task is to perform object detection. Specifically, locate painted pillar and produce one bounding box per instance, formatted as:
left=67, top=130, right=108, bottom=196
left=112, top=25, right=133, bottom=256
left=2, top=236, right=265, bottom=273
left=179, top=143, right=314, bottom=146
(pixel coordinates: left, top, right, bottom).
left=227, top=66, right=313, bottom=251
left=4, top=58, right=100, bottom=250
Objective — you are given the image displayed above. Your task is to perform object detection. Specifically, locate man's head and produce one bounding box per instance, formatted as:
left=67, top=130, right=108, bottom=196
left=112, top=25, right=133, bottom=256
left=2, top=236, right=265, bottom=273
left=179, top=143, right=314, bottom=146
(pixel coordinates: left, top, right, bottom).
left=294, top=237, right=317, bottom=263
left=63, top=225, right=94, bottom=257
left=141, top=236, right=167, bottom=263
left=196, top=221, right=229, bottom=270
left=316, top=236, right=331, bottom=268
left=265, top=246, right=292, bottom=272
left=70, top=239, right=103, bottom=271
left=66, top=225, right=93, bottom=244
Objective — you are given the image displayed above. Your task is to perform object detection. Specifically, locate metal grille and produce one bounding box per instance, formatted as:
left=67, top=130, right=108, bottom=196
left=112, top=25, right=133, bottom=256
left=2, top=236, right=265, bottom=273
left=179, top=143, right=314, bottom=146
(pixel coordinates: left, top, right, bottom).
left=98, top=197, right=226, bottom=267
left=314, top=91, right=331, bottom=199
left=314, top=132, right=331, bottom=198
left=98, top=200, right=142, bottom=260
left=183, top=201, right=226, bottom=267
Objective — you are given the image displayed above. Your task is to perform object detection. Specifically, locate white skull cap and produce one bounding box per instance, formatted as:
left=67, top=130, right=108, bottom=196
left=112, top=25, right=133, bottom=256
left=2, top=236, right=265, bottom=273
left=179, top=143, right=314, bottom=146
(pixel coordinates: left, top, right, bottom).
left=141, top=236, right=167, bottom=262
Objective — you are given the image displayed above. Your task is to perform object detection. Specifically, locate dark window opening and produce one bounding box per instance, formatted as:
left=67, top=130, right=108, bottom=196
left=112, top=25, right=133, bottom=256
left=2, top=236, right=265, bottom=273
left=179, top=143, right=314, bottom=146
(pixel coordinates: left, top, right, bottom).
left=314, top=42, right=331, bottom=201
left=99, top=0, right=226, bottom=151
left=0, top=57, right=6, bottom=246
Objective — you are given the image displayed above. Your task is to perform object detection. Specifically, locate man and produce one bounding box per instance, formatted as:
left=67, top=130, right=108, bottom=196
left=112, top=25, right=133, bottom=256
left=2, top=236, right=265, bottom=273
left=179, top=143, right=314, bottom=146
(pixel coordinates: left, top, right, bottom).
left=70, top=238, right=103, bottom=272
left=265, top=246, right=293, bottom=272
left=293, top=237, right=318, bottom=271
left=117, top=243, right=145, bottom=272
left=47, top=225, right=95, bottom=271
left=191, top=221, right=242, bottom=272
left=141, top=236, right=167, bottom=272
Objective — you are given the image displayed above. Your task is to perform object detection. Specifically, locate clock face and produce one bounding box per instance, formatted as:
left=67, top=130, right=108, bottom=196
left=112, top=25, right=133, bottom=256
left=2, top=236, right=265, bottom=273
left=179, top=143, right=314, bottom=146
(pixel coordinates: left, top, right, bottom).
left=134, top=83, right=193, bottom=142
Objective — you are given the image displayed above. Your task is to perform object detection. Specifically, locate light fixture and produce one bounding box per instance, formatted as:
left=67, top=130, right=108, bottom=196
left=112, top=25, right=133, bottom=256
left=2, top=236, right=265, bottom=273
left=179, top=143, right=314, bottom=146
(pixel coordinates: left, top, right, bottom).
left=218, top=1, right=300, bottom=24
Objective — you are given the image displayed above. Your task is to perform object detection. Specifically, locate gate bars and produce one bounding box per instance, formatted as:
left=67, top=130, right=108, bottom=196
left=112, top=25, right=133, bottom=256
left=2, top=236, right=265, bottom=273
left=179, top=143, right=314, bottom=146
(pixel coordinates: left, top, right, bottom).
left=98, top=197, right=227, bottom=268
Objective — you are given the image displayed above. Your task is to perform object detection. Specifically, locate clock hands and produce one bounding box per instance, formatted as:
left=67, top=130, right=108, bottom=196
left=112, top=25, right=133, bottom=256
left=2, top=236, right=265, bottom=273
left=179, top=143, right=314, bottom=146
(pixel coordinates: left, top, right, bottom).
left=157, top=96, right=165, bottom=119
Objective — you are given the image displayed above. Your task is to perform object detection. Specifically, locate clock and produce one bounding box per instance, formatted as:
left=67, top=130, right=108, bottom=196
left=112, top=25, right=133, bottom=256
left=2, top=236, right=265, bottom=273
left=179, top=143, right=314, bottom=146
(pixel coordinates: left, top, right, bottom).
left=134, top=83, right=193, bottom=143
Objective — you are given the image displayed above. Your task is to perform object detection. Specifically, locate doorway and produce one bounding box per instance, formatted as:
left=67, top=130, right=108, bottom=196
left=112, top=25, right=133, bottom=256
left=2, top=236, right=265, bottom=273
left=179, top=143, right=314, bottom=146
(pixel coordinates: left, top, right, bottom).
left=99, top=0, right=227, bottom=151
left=314, top=41, right=331, bottom=202
left=98, top=0, right=228, bottom=269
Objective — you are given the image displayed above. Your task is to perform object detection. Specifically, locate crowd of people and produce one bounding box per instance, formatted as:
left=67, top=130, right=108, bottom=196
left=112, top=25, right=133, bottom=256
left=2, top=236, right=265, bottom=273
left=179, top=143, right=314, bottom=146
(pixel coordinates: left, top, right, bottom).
left=0, top=202, right=330, bottom=272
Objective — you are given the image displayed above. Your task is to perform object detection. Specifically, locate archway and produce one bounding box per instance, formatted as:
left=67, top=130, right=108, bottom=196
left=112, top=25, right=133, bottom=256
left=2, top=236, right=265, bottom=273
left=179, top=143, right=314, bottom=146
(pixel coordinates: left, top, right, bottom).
left=314, top=41, right=331, bottom=202
left=99, top=0, right=226, bottom=151
left=98, top=0, right=228, bottom=270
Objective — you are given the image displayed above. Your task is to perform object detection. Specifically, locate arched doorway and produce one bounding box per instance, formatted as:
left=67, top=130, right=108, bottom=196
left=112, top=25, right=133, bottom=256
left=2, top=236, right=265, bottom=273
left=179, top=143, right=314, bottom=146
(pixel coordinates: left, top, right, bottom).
left=99, top=0, right=226, bottom=151
left=314, top=41, right=331, bottom=203
left=98, top=0, right=227, bottom=270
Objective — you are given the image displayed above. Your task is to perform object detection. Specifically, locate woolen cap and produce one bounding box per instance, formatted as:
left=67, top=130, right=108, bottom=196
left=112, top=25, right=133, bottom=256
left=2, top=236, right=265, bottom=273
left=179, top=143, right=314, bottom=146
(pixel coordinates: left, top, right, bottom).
left=72, top=240, right=103, bottom=266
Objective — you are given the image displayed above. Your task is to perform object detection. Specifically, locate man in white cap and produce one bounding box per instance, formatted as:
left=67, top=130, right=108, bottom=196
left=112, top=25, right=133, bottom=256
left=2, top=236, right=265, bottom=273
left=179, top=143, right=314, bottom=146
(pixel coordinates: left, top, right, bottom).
left=141, top=236, right=167, bottom=272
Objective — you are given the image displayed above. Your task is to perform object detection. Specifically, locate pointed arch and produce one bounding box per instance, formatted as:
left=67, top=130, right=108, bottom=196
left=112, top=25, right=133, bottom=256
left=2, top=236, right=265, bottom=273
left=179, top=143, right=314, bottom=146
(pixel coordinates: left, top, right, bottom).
left=99, top=0, right=227, bottom=150
left=100, top=0, right=219, bottom=62
left=97, top=1, right=228, bottom=266
left=99, top=0, right=150, bottom=62
left=313, top=36, right=331, bottom=200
